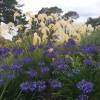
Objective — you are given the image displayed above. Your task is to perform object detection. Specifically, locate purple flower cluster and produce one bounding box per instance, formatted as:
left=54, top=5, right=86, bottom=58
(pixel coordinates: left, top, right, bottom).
left=20, top=80, right=46, bottom=92
left=52, top=59, right=68, bottom=71
left=26, top=69, right=38, bottom=78
left=50, top=80, right=62, bottom=89
left=41, top=67, right=49, bottom=74
left=45, top=40, right=53, bottom=49
left=64, top=38, right=76, bottom=48
left=23, top=57, right=32, bottom=63
left=12, top=47, right=23, bottom=55
left=43, top=50, right=55, bottom=58
left=1, top=64, right=10, bottom=71
left=81, top=45, right=98, bottom=53
left=83, top=58, right=93, bottom=65
left=37, top=80, right=46, bottom=92
left=0, top=39, right=99, bottom=99
left=20, top=81, right=37, bottom=92
left=11, top=64, right=22, bottom=70
left=28, top=45, right=35, bottom=52
left=0, top=48, right=9, bottom=57
left=76, top=80, right=93, bottom=93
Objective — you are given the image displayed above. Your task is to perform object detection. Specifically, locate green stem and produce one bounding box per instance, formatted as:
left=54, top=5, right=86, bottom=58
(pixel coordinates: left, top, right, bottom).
left=15, top=90, right=22, bottom=100
left=30, top=92, right=36, bottom=100
left=0, top=82, right=9, bottom=100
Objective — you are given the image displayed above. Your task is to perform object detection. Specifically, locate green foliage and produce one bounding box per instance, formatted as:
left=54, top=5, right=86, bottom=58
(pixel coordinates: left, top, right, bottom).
left=38, top=6, right=63, bottom=15
left=0, top=0, right=27, bottom=25
left=86, top=17, right=100, bottom=28
left=63, top=11, right=79, bottom=20
left=80, top=28, right=100, bottom=45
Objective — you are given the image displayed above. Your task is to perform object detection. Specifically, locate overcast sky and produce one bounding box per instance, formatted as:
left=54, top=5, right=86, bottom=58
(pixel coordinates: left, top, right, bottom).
left=18, top=0, right=100, bottom=22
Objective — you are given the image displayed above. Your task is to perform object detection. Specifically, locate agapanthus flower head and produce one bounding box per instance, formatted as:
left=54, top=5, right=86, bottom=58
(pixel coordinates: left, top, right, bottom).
left=12, top=47, right=23, bottom=55
left=0, top=47, right=9, bottom=57
left=52, top=59, right=64, bottom=66
left=43, top=50, right=55, bottom=58
left=81, top=44, right=98, bottom=53
left=50, top=80, right=62, bottom=89
left=11, top=64, right=22, bottom=70
left=20, top=81, right=37, bottom=92
left=76, top=80, right=93, bottom=93
left=20, top=81, right=30, bottom=91
left=83, top=58, right=93, bottom=65
left=1, top=64, right=10, bottom=71
left=41, top=67, right=49, bottom=74
left=26, top=69, right=38, bottom=78
left=64, top=38, right=76, bottom=48
left=23, top=57, right=33, bottom=64
left=57, top=64, right=68, bottom=71
left=37, top=80, right=46, bottom=92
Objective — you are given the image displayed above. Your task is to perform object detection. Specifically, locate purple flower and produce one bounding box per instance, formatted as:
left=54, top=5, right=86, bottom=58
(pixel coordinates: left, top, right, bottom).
left=41, top=67, right=49, bottom=74
left=52, top=59, right=67, bottom=71
left=1, top=64, right=10, bottom=71
left=76, top=80, right=93, bottom=93
left=45, top=40, right=53, bottom=49
left=26, top=69, right=38, bottom=78
left=23, top=57, right=32, bottom=63
left=37, top=80, right=46, bottom=92
left=20, top=81, right=30, bottom=91
left=50, top=80, right=62, bottom=89
left=12, top=47, right=23, bottom=55
left=29, top=81, right=37, bottom=92
left=81, top=44, right=98, bottom=53
left=28, top=45, right=35, bottom=52
left=83, top=58, right=93, bottom=65
left=57, top=64, right=68, bottom=71
left=20, top=81, right=37, bottom=92
left=0, top=48, right=9, bottom=57
left=11, top=64, right=22, bottom=70
left=38, top=44, right=43, bottom=48
left=64, top=38, right=76, bottom=48
left=43, top=51, right=55, bottom=58
left=52, top=59, right=64, bottom=66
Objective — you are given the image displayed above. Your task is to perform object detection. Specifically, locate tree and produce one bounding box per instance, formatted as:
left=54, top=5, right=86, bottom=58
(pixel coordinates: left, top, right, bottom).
left=86, top=17, right=100, bottom=28
left=63, top=11, right=79, bottom=20
left=38, top=6, right=63, bottom=15
left=0, top=0, right=26, bottom=24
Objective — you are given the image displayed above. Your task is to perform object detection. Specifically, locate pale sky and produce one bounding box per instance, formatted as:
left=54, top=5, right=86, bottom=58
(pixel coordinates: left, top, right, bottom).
left=18, top=0, right=100, bottom=21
